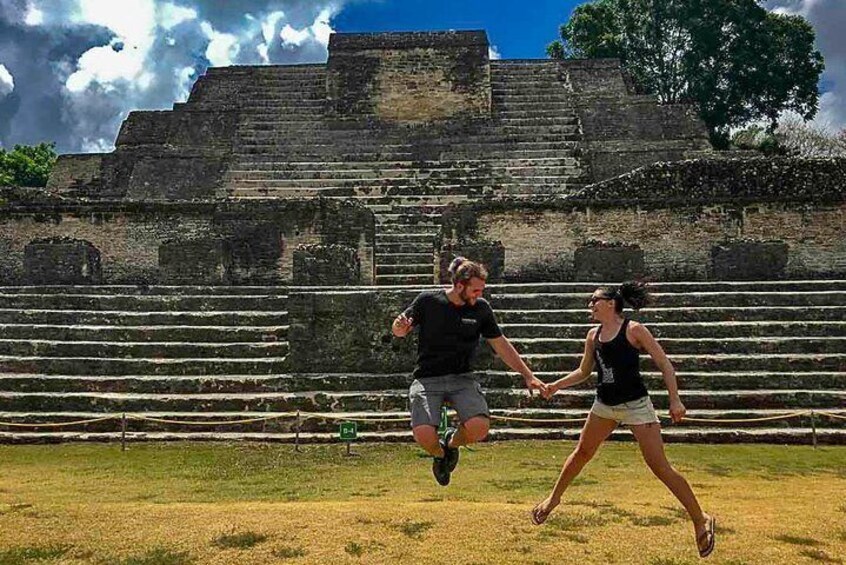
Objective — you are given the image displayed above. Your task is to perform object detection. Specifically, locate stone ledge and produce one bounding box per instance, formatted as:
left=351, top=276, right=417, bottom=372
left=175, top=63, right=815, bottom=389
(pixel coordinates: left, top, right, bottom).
left=329, top=30, right=489, bottom=51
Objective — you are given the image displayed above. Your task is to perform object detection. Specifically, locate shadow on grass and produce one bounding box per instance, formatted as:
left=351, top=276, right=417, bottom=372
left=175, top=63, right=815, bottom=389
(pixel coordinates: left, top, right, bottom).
left=272, top=546, right=307, bottom=560
left=392, top=520, right=435, bottom=540
left=773, top=534, right=821, bottom=547
left=798, top=549, right=843, bottom=564
left=212, top=530, right=268, bottom=550
left=110, top=548, right=193, bottom=565
left=344, top=540, right=384, bottom=557
left=0, top=545, right=69, bottom=565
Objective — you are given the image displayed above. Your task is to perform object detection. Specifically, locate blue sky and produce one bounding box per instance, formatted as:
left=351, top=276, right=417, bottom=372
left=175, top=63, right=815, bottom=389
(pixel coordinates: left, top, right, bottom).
left=333, top=0, right=580, bottom=59
left=0, top=0, right=842, bottom=154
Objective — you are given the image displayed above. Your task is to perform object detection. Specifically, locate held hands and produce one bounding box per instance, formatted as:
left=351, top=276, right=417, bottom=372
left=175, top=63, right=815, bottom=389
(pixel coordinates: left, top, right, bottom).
left=540, top=380, right=560, bottom=401
left=523, top=374, right=549, bottom=397
left=669, top=396, right=686, bottom=423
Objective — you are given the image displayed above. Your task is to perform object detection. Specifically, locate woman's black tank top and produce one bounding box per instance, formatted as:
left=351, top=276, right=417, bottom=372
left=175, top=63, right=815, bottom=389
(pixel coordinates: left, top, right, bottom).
left=594, top=318, right=649, bottom=406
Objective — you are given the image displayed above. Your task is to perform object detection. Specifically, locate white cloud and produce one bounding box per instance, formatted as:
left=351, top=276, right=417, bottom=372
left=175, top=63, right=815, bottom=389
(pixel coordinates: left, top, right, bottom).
left=24, top=2, right=43, bottom=26
left=280, top=23, right=311, bottom=47
left=489, top=45, right=501, bottom=60
left=159, top=3, right=197, bottom=30
left=0, top=64, right=14, bottom=96
left=201, top=21, right=239, bottom=67
left=311, top=7, right=334, bottom=47
left=262, top=10, right=286, bottom=44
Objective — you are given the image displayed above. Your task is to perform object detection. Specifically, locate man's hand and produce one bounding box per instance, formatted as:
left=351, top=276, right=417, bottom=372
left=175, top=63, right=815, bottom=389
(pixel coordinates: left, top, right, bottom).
left=669, top=396, right=686, bottom=424
left=523, top=374, right=548, bottom=397
left=541, top=380, right=559, bottom=401
left=392, top=313, right=414, bottom=338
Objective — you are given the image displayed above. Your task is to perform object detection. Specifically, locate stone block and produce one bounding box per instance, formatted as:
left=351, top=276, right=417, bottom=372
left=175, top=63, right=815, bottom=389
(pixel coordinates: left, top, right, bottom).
left=24, top=237, right=102, bottom=284
left=574, top=240, right=645, bottom=281
left=159, top=239, right=231, bottom=284
left=710, top=240, right=789, bottom=280
left=437, top=240, right=504, bottom=283
left=293, top=244, right=361, bottom=286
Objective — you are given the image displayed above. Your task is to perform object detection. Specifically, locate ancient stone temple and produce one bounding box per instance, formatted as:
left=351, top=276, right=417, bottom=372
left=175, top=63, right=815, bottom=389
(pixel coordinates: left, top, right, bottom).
left=0, top=31, right=844, bottom=444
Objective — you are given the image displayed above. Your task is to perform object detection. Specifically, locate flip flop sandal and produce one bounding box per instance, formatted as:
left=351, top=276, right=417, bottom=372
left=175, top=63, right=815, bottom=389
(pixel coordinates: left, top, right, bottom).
left=531, top=503, right=551, bottom=526
left=697, top=515, right=716, bottom=558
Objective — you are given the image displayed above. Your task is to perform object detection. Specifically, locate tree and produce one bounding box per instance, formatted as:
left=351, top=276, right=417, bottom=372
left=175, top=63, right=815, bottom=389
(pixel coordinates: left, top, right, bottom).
left=0, top=142, right=58, bottom=187
left=548, top=0, right=825, bottom=148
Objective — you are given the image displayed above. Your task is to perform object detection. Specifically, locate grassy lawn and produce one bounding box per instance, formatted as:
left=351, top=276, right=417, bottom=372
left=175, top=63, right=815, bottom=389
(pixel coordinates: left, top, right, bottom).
left=0, top=441, right=844, bottom=564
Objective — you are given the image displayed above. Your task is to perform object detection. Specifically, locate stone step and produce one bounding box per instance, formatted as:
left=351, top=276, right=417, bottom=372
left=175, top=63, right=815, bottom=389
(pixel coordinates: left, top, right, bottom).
left=375, top=274, right=435, bottom=285
left=0, top=388, right=840, bottom=413
left=509, top=336, right=846, bottom=355
left=224, top=173, right=582, bottom=188
left=375, top=213, right=443, bottom=225
left=489, top=291, right=846, bottom=310
left=376, top=264, right=433, bottom=276
left=376, top=233, right=437, bottom=243
left=499, top=321, right=846, bottom=339
left=0, top=293, right=288, bottom=312
left=495, top=306, right=846, bottom=324
left=508, top=353, right=846, bottom=373
left=235, top=129, right=582, bottom=142
left=0, top=324, right=288, bottom=343
left=0, top=356, right=289, bottom=376
left=233, top=149, right=579, bottom=161
left=0, top=310, right=288, bottom=326
left=226, top=183, right=573, bottom=198
left=1, top=372, right=842, bottom=394
left=486, top=281, right=846, bottom=293
left=0, top=340, right=290, bottom=359
left=0, top=285, right=292, bottom=295
left=3, top=426, right=844, bottom=445
left=230, top=156, right=581, bottom=170
left=376, top=243, right=436, bottom=255
left=375, top=253, right=434, bottom=264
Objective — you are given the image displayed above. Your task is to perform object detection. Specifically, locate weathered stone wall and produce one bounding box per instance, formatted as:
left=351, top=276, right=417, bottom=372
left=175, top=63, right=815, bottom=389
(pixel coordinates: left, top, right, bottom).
left=327, top=31, right=491, bottom=122
left=293, top=244, right=361, bottom=286
left=287, top=289, right=419, bottom=373
left=0, top=200, right=374, bottom=285
left=560, top=58, right=713, bottom=182
left=441, top=158, right=846, bottom=281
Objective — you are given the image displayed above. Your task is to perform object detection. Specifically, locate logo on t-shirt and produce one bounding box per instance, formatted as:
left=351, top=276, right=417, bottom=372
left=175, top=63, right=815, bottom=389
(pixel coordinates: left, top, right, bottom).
left=460, top=318, right=478, bottom=326
left=597, top=351, right=616, bottom=384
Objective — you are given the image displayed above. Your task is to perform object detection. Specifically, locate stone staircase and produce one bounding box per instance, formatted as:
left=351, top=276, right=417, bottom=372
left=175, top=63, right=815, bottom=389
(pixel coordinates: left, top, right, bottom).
left=201, top=61, right=588, bottom=285
left=0, top=281, right=843, bottom=444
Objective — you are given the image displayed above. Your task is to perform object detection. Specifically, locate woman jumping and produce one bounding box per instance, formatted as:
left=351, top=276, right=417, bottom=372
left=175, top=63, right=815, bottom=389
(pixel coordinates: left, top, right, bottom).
left=531, top=281, right=715, bottom=559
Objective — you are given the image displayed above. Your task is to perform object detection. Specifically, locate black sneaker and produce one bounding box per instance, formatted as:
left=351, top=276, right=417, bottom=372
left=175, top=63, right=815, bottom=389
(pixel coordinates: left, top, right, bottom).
left=432, top=456, right=451, bottom=486
left=441, top=427, right=460, bottom=472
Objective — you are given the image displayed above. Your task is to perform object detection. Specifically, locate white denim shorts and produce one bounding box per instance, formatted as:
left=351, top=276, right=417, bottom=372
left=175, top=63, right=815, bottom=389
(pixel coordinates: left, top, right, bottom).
left=591, top=395, right=660, bottom=426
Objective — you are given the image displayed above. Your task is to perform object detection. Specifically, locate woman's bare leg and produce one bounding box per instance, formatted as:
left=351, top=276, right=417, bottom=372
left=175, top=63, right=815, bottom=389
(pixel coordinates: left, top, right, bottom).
left=531, top=412, right=618, bottom=524
left=630, top=422, right=711, bottom=551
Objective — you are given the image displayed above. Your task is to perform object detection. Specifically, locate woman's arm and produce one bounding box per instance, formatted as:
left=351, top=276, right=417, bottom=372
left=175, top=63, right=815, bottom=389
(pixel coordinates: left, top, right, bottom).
left=630, top=322, right=686, bottom=423
left=543, top=329, right=597, bottom=398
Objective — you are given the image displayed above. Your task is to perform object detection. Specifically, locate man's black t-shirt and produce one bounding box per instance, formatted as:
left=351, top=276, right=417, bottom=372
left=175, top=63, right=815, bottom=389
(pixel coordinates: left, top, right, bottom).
left=403, top=289, right=503, bottom=379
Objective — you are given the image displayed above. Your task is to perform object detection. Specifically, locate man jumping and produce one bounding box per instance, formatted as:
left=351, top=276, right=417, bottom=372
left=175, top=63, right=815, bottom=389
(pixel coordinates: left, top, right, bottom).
left=392, top=256, right=547, bottom=486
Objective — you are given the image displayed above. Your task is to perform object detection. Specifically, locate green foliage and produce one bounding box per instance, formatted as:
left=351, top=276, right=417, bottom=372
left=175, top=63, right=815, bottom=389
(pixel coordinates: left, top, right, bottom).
left=548, top=0, right=825, bottom=147
left=0, top=142, right=57, bottom=187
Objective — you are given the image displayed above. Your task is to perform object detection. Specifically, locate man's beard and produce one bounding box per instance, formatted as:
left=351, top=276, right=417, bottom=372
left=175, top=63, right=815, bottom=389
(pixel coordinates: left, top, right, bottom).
left=460, top=288, right=475, bottom=304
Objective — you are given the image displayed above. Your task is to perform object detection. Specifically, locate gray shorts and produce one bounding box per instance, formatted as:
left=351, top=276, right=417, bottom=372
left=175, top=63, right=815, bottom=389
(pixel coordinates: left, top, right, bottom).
left=591, top=396, right=660, bottom=426
left=408, top=373, right=490, bottom=428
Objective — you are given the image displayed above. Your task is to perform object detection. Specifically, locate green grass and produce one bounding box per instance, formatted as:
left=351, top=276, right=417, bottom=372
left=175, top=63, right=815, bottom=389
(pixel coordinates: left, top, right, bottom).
left=0, top=442, right=843, bottom=565
left=1, top=442, right=843, bottom=505
left=0, top=545, right=69, bottom=565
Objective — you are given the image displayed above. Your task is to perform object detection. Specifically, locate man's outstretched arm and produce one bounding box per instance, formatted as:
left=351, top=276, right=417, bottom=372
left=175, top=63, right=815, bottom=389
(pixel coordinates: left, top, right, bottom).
left=488, top=336, right=547, bottom=396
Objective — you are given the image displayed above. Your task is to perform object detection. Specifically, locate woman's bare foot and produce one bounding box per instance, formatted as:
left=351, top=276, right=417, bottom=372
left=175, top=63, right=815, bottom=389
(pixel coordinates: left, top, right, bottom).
left=530, top=497, right=559, bottom=525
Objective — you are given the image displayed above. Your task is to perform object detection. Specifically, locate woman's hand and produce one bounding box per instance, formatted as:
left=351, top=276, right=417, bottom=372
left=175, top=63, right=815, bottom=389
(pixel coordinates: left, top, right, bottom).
left=669, top=397, right=686, bottom=423
left=541, top=380, right=560, bottom=400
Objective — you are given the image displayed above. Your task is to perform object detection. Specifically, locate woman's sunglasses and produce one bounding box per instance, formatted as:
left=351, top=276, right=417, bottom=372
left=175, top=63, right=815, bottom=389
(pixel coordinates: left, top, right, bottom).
left=587, top=296, right=613, bottom=306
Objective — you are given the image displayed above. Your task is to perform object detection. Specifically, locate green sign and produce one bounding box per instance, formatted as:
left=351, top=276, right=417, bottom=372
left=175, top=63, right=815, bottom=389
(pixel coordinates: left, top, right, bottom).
left=339, top=421, right=358, bottom=441
left=438, top=406, right=449, bottom=434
